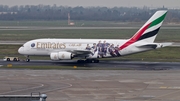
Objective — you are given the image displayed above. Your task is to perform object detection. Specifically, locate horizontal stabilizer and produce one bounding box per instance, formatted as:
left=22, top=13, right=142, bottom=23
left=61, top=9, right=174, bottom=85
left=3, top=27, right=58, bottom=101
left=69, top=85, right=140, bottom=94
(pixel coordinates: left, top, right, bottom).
left=136, top=42, right=173, bottom=49
left=159, top=42, right=173, bottom=47
left=136, top=43, right=158, bottom=49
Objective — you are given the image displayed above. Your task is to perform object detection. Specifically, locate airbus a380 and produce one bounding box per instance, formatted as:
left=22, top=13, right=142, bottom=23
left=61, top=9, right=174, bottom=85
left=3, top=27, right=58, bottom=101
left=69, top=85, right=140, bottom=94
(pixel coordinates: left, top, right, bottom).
left=18, top=10, right=172, bottom=63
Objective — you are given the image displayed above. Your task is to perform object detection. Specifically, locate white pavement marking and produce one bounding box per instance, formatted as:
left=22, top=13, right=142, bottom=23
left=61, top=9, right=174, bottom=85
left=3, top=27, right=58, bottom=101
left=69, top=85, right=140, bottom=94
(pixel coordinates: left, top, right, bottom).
left=94, top=80, right=110, bottom=82
left=0, top=84, right=44, bottom=95
left=42, top=83, right=72, bottom=93
left=119, top=79, right=140, bottom=83
left=144, top=81, right=164, bottom=84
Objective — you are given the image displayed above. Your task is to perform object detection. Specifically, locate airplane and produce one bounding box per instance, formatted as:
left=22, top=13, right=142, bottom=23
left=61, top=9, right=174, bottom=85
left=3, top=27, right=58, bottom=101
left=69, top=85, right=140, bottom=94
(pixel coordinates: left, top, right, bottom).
left=18, top=10, right=172, bottom=63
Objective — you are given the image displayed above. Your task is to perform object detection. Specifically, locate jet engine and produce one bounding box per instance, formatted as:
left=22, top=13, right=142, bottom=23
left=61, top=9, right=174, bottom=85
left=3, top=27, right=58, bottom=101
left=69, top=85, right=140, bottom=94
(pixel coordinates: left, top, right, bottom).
left=50, top=52, right=73, bottom=60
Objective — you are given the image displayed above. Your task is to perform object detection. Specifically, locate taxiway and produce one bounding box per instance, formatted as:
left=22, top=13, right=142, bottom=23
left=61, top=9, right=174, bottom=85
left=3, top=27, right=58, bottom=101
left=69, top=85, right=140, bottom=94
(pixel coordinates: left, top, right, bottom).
left=1, top=70, right=180, bottom=101
left=0, top=60, right=180, bottom=70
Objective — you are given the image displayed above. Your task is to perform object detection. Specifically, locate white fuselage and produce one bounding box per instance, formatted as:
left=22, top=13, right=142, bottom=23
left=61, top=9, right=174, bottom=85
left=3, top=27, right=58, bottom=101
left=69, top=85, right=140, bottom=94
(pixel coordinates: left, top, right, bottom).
left=18, top=38, right=157, bottom=59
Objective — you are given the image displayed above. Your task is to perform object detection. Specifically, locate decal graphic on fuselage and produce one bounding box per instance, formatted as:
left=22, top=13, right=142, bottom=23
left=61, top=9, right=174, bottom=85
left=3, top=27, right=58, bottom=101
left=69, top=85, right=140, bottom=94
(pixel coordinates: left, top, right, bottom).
left=85, top=40, right=121, bottom=58
left=34, top=41, right=121, bottom=58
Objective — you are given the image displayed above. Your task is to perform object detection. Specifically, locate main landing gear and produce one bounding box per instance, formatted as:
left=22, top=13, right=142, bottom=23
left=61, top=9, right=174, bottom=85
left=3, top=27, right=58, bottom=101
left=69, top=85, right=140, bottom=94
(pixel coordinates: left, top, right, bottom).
left=77, top=59, right=99, bottom=63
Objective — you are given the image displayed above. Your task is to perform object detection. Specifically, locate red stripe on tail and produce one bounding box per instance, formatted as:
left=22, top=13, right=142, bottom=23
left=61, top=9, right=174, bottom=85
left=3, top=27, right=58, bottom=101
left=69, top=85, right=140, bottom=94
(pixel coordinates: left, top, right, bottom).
left=119, top=23, right=151, bottom=50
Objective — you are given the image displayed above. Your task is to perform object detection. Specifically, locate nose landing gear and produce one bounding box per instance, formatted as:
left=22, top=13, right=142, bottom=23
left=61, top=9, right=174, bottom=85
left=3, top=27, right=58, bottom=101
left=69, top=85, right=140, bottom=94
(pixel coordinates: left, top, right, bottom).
left=25, top=55, right=30, bottom=62
left=26, top=58, right=30, bottom=62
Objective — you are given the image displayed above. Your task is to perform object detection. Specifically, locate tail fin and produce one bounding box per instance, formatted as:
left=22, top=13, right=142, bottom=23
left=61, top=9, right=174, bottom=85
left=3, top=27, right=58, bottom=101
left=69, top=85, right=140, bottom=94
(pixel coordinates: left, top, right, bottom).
left=120, top=10, right=167, bottom=50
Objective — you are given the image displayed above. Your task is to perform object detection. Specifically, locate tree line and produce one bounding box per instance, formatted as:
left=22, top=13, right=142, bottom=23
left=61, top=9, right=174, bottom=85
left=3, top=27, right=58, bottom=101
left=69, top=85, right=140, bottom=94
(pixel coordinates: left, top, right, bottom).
left=0, top=4, right=179, bottom=22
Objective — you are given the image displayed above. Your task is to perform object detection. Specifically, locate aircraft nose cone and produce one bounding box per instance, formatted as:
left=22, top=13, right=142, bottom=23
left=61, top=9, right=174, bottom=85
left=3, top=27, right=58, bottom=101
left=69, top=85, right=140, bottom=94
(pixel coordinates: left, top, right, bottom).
left=18, top=47, right=24, bottom=54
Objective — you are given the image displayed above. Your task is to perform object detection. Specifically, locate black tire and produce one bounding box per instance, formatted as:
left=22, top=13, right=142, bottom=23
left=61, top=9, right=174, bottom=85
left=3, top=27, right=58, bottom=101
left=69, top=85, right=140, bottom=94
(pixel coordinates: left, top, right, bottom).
left=77, top=60, right=84, bottom=63
left=85, top=59, right=92, bottom=63
left=94, top=60, right=99, bottom=63
left=26, top=59, right=30, bottom=62
left=13, top=58, right=17, bottom=61
left=7, top=58, right=10, bottom=61
left=77, top=60, right=81, bottom=63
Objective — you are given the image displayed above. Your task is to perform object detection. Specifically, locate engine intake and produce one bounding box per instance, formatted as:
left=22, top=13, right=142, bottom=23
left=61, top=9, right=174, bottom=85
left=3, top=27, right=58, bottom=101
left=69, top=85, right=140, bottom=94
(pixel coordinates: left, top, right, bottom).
left=50, top=52, right=73, bottom=60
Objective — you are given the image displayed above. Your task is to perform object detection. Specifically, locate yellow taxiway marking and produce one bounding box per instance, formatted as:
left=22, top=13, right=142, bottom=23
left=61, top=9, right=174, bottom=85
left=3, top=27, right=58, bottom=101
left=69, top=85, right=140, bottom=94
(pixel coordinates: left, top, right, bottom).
left=145, top=86, right=180, bottom=101
left=159, top=86, right=168, bottom=89
left=159, top=86, right=180, bottom=89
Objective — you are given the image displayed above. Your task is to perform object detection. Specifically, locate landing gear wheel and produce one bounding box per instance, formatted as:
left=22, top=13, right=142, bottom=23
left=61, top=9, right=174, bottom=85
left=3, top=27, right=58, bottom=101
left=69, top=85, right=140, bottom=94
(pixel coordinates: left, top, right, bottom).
left=94, top=59, right=99, bottom=63
left=13, top=58, right=17, bottom=61
left=25, top=55, right=30, bottom=62
left=85, top=59, right=92, bottom=63
left=85, top=59, right=99, bottom=63
left=7, top=58, right=10, bottom=61
left=77, top=60, right=84, bottom=63
left=26, top=59, right=30, bottom=62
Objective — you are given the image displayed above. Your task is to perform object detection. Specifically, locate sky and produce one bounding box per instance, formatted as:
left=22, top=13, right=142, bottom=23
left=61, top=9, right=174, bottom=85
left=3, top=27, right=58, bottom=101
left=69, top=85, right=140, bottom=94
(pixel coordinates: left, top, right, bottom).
left=1, top=0, right=180, bottom=8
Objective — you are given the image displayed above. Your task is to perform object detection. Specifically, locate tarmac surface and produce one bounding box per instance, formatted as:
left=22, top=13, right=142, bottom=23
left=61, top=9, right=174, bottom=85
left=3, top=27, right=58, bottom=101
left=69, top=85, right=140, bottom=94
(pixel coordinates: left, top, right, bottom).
left=1, top=60, right=180, bottom=70
left=0, top=60, right=180, bottom=101
left=1, top=69, right=180, bottom=101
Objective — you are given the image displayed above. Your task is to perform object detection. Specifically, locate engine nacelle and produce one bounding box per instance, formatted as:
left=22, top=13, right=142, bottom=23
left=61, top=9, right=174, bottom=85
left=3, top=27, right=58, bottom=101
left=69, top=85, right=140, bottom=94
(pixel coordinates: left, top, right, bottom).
left=50, top=52, right=73, bottom=60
